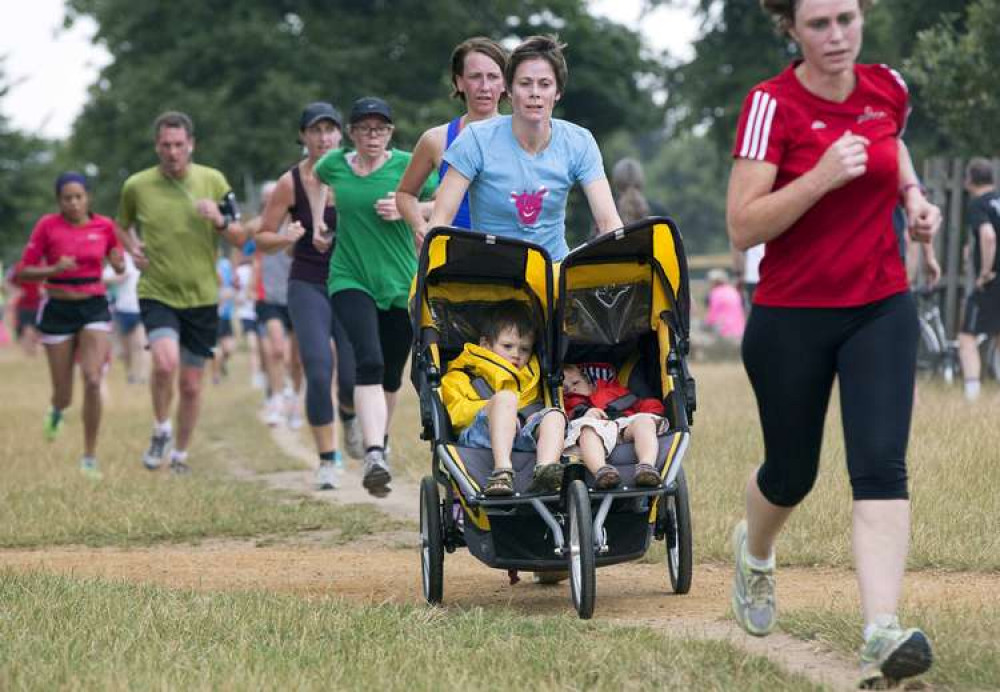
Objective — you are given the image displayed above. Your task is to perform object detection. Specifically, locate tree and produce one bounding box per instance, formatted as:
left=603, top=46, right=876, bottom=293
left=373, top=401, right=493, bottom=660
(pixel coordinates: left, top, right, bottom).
left=0, top=63, right=63, bottom=263
left=65, top=0, right=664, bottom=214
left=907, top=0, right=1000, bottom=155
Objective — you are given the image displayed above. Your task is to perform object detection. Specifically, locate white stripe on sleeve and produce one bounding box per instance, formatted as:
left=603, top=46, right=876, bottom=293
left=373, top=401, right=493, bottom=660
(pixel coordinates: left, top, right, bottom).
left=753, top=97, right=777, bottom=160
left=746, top=93, right=772, bottom=160
left=739, top=91, right=764, bottom=158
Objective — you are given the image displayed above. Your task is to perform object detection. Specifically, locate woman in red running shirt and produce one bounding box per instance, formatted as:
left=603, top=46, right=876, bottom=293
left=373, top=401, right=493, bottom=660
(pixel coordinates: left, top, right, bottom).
left=16, top=172, right=125, bottom=479
left=725, top=1, right=940, bottom=686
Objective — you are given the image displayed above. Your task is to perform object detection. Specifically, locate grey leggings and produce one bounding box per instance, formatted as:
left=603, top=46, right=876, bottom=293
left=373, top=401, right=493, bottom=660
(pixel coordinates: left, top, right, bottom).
left=287, top=279, right=356, bottom=427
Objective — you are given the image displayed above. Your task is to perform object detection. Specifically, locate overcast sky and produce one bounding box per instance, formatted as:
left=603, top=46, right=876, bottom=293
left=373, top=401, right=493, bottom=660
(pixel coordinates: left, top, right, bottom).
left=0, top=0, right=699, bottom=139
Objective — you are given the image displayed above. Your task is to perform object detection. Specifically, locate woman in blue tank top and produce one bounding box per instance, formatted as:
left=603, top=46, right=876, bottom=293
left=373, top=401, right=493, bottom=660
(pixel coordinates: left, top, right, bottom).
left=396, top=37, right=508, bottom=245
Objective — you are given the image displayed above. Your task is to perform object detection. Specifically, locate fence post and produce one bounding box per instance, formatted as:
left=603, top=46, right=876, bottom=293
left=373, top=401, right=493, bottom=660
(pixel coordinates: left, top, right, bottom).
left=943, top=157, right=965, bottom=337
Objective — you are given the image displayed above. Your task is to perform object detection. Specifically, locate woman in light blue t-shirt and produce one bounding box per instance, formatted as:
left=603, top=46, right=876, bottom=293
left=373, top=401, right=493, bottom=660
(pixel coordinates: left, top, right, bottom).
left=427, top=35, right=622, bottom=261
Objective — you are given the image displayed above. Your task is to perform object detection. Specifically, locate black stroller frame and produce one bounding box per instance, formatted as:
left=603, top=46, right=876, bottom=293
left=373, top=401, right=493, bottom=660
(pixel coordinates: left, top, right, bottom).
left=411, top=218, right=696, bottom=619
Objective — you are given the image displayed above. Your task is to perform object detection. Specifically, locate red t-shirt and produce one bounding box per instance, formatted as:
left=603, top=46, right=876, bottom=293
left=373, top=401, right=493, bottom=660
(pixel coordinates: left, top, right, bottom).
left=20, top=213, right=121, bottom=297
left=732, top=62, right=910, bottom=307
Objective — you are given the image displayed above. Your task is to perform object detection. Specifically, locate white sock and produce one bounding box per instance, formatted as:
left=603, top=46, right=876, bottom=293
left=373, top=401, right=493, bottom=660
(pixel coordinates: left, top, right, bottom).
left=155, top=420, right=172, bottom=435
left=964, top=379, right=981, bottom=400
left=745, top=548, right=775, bottom=571
left=170, top=449, right=188, bottom=462
left=864, top=613, right=899, bottom=641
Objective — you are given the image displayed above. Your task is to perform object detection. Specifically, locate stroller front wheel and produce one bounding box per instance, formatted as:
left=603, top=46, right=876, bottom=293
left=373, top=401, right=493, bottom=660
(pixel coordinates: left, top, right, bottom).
left=420, top=476, right=444, bottom=604
left=566, top=479, right=596, bottom=619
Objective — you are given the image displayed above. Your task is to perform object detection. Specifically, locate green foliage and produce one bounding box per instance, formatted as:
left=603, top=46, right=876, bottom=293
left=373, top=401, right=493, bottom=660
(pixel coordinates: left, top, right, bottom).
left=64, top=0, right=664, bottom=215
left=907, top=0, right=1000, bottom=156
left=0, top=64, right=64, bottom=264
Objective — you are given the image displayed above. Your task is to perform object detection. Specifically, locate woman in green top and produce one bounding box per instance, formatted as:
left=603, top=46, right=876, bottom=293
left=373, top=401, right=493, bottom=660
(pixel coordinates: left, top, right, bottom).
left=311, top=96, right=435, bottom=497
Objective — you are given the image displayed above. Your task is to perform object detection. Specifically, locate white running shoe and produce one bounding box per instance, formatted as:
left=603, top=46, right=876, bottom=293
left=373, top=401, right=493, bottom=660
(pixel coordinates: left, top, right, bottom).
left=265, top=396, right=284, bottom=427
left=361, top=449, right=391, bottom=496
left=316, top=461, right=338, bottom=490
left=143, top=429, right=172, bottom=470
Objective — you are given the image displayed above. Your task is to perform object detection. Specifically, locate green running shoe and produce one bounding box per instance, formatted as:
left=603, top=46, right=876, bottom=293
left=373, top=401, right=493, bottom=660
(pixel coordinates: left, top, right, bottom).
left=731, top=519, right=777, bottom=636
left=43, top=408, right=64, bottom=442
left=858, top=616, right=933, bottom=689
left=79, top=456, right=103, bottom=481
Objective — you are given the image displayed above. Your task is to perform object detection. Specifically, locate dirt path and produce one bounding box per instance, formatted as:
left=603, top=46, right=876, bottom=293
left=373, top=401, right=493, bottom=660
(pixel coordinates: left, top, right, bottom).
left=4, top=423, right=988, bottom=690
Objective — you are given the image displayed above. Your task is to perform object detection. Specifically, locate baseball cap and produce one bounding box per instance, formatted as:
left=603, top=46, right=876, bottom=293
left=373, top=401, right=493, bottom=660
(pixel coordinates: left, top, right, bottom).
left=299, top=102, right=342, bottom=131
left=349, top=97, right=393, bottom=124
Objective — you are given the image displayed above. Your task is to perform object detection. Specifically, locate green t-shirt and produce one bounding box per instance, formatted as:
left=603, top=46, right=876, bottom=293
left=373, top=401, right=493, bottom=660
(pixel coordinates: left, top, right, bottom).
left=314, top=149, right=436, bottom=310
left=117, top=164, right=231, bottom=308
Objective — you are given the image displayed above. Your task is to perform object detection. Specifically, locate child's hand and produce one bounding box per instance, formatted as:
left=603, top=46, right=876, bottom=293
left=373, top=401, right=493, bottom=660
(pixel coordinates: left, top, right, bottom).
left=586, top=407, right=608, bottom=420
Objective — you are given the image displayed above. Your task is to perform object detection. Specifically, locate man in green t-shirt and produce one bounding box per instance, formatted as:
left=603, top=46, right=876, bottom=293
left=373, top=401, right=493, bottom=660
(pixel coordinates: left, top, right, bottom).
left=117, top=111, right=246, bottom=474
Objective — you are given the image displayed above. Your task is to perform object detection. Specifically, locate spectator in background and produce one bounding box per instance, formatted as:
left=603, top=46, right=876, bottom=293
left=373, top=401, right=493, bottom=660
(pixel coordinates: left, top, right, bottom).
left=958, top=157, right=1000, bottom=400
left=103, top=250, right=148, bottom=383
left=704, top=268, right=746, bottom=341
left=610, top=157, right=650, bottom=224
left=213, top=250, right=236, bottom=384
left=6, top=261, right=43, bottom=357
left=732, top=243, right=765, bottom=309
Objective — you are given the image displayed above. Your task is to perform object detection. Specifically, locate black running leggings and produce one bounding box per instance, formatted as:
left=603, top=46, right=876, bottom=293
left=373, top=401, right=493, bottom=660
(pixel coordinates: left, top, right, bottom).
left=330, top=289, right=412, bottom=392
left=287, top=279, right=356, bottom=427
left=741, top=291, right=918, bottom=506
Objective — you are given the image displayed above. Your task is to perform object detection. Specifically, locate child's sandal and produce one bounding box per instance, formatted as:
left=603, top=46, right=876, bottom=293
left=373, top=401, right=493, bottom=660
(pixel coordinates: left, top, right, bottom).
left=594, top=464, right=621, bottom=490
left=484, top=468, right=515, bottom=496
left=633, top=462, right=660, bottom=487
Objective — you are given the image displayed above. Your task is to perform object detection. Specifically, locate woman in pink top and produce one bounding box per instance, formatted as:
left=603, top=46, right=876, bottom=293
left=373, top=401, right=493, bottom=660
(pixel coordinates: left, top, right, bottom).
left=704, top=268, right=746, bottom=340
left=16, top=172, right=125, bottom=478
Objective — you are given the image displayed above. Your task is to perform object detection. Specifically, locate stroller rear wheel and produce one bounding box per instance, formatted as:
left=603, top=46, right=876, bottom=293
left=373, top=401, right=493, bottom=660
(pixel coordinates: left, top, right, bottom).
left=566, top=479, right=596, bottom=619
left=420, top=476, right=444, bottom=604
left=661, top=466, right=693, bottom=594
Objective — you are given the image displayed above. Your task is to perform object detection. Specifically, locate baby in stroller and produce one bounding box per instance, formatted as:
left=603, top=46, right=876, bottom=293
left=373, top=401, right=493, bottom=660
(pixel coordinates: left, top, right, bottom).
left=439, top=300, right=567, bottom=497
left=562, top=363, right=664, bottom=490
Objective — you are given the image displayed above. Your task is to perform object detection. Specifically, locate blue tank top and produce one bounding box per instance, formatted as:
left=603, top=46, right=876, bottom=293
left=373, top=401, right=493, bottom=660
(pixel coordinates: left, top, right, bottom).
left=437, top=116, right=472, bottom=229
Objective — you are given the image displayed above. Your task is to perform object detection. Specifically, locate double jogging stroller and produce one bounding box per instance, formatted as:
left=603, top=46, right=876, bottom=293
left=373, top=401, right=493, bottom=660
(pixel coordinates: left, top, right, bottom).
left=409, top=217, right=697, bottom=619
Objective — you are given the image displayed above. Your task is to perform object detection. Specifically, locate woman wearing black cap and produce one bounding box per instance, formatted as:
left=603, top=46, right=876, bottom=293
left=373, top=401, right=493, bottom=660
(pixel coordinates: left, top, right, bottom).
left=255, top=102, right=361, bottom=491
left=310, top=96, right=437, bottom=497
left=16, top=172, right=126, bottom=479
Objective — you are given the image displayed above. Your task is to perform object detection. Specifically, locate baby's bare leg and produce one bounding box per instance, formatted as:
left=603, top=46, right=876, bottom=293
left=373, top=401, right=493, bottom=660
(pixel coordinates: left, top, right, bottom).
left=486, top=390, right=518, bottom=470
left=624, top=416, right=658, bottom=465
left=577, top=425, right=608, bottom=474
left=534, top=410, right=566, bottom=466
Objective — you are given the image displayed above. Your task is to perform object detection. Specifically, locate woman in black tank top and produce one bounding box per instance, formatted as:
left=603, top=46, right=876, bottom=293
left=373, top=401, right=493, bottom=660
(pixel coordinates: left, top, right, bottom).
left=253, top=102, right=361, bottom=490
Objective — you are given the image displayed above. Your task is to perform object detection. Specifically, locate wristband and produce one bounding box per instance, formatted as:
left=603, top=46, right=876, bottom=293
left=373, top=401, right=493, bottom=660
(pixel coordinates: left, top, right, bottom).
left=900, top=183, right=926, bottom=198
left=215, top=217, right=230, bottom=232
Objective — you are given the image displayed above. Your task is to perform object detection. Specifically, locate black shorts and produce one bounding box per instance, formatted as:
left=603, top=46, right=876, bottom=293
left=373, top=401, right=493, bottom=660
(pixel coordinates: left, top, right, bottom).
left=255, top=301, right=293, bottom=334
left=217, top=316, right=234, bottom=339
left=961, top=281, right=1000, bottom=335
left=140, top=298, right=218, bottom=359
left=38, top=296, right=112, bottom=335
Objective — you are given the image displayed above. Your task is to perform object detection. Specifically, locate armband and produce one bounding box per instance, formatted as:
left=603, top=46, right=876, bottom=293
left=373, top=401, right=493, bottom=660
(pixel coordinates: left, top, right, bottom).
left=217, top=191, right=241, bottom=229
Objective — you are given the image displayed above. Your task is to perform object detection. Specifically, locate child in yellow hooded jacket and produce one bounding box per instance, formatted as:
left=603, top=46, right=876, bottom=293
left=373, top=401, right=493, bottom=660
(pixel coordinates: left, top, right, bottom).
left=440, top=300, right=565, bottom=496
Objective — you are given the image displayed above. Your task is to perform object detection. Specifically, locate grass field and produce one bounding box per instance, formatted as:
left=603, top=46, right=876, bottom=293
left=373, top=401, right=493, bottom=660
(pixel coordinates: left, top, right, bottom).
left=0, top=348, right=997, bottom=690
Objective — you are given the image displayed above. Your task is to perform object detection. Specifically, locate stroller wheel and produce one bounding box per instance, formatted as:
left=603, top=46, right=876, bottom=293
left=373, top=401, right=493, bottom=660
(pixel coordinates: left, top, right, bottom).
left=566, top=479, right=596, bottom=619
left=661, top=467, right=693, bottom=594
left=420, top=476, right=444, bottom=604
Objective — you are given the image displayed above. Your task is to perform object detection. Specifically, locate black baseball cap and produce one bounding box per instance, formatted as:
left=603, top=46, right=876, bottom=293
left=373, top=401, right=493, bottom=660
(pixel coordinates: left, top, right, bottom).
left=349, top=97, right=393, bottom=124
left=299, top=102, right=342, bottom=131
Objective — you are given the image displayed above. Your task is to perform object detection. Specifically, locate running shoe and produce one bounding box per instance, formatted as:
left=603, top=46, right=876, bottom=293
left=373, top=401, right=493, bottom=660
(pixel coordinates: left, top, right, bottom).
left=858, top=616, right=933, bottom=689
left=287, top=410, right=304, bottom=430
left=361, top=449, right=392, bottom=496
left=79, top=456, right=103, bottom=481
left=142, top=429, right=172, bottom=470
left=342, top=417, right=364, bottom=460
left=316, top=461, right=338, bottom=490
left=169, top=459, right=192, bottom=475
left=265, top=396, right=284, bottom=427
left=731, top=519, right=777, bottom=637
left=43, top=408, right=64, bottom=442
